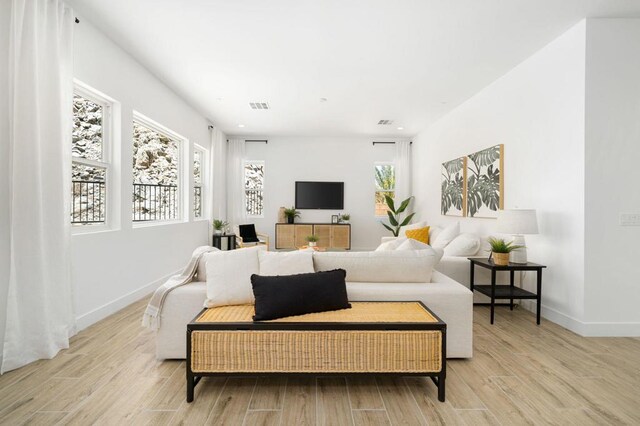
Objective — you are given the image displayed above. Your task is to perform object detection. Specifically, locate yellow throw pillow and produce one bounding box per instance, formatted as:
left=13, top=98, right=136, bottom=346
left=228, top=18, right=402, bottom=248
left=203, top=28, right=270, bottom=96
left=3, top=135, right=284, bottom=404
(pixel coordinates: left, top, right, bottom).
left=405, top=226, right=430, bottom=244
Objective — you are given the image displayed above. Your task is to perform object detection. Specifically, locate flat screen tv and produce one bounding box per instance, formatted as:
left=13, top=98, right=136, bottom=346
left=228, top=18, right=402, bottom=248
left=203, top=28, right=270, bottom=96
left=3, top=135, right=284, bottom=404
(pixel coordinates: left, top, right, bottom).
left=295, top=181, right=344, bottom=210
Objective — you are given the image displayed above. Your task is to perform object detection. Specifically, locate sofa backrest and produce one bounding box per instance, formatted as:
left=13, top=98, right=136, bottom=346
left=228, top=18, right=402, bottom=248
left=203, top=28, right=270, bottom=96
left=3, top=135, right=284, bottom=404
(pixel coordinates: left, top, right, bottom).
left=313, top=250, right=436, bottom=283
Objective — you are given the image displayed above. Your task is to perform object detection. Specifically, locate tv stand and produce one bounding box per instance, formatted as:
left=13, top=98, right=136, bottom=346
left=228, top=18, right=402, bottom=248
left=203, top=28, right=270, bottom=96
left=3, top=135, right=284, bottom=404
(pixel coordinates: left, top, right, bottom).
left=275, top=223, right=351, bottom=250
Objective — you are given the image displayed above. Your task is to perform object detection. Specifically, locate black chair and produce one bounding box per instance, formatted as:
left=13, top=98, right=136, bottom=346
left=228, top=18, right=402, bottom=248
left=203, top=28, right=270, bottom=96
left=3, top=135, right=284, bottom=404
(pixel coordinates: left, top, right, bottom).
left=234, top=224, right=269, bottom=249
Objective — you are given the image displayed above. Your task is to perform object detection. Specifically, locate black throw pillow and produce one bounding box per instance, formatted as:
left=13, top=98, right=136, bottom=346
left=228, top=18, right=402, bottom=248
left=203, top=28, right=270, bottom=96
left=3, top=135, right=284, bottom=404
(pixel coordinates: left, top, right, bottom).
left=251, top=269, right=351, bottom=321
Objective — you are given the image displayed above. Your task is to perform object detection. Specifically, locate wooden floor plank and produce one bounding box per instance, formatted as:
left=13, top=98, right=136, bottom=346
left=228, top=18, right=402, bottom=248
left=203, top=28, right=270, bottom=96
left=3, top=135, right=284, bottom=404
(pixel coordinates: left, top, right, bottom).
left=280, top=377, right=315, bottom=426
left=169, top=377, right=228, bottom=426
left=352, top=410, right=390, bottom=425
left=404, top=377, right=465, bottom=425
left=243, top=410, right=281, bottom=426
left=206, top=377, right=257, bottom=425
left=376, top=377, right=427, bottom=425
left=317, top=377, right=354, bottom=426
left=249, top=377, right=287, bottom=410
left=346, top=376, right=384, bottom=410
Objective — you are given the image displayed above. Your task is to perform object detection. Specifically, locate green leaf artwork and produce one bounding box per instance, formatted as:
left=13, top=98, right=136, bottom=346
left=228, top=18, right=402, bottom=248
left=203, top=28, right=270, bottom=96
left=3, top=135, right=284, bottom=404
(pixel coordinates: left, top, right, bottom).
left=441, top=157, right=466, bottom=216
left=466, top=145, right=503, bottom=218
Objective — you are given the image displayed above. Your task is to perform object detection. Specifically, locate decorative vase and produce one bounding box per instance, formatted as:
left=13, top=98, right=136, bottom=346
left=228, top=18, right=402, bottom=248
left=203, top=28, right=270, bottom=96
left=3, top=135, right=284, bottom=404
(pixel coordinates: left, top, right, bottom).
left=287, top=216, right=294, bottom=224
left=493, top=252, right=510, bottom=266
left=308, top=241, right=317, bottom=247
left=278, top=207, right=286, bottom=223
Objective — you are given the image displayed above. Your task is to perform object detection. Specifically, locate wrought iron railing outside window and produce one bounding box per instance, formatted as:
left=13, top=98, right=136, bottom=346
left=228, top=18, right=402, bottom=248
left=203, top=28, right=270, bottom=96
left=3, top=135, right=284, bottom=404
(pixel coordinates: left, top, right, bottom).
left=72, top=180, right=106, bottom=224
left=132, top=183, right=178, bottom=222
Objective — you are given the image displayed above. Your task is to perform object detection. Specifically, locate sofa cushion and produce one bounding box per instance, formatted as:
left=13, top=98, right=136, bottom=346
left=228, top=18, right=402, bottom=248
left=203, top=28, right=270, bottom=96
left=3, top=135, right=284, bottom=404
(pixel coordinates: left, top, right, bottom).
left=313, top=250, right=436, bottom=283
left=375, top=238, right=406, bottom=251
left=431, top=222, right=460, bottom=249
left=204, top=246, right=261, bottom=308
left=443, top=233, right=481, bottom=256
left=258, top=250, right=314, bottom=276
left=398, top=220, right=428, bottom=237
left=251, top=269, right=351, bottom=321
left=395, top=239, right=444, bottom=263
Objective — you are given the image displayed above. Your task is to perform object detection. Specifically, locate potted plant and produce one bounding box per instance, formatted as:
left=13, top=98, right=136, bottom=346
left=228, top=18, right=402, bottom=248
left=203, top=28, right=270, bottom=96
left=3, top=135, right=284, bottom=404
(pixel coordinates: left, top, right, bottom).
left=340, top=213, right=350, bottom=224
left=487, top=237, right=523, bottom=266
left=306, top=235, right=319, bottom=247
left=381, top=195, right=415, bottom=236
left=284, top=207, right=300, bottom=224
left=212, top=219, right=228, bottom=235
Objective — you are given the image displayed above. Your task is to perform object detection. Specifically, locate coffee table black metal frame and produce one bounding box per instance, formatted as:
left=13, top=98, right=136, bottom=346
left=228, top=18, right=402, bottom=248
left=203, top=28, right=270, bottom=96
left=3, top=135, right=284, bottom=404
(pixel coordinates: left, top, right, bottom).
left=186, top=301, right=447, bottom=403
left=468, top=257, right=546, bottom=325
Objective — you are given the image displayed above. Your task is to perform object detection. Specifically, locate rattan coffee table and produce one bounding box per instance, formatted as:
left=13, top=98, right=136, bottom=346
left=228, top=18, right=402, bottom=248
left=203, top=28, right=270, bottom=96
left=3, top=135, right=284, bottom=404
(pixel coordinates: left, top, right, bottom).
left=186, top=301, right=447, bottom=402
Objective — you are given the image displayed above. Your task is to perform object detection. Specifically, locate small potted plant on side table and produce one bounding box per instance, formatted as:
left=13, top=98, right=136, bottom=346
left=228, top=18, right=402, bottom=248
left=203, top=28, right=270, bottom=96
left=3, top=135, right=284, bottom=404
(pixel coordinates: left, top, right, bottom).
left=487, top=237, right=523, bottom=266
left=339, top=214, right=350, bottom=224
left=284, top=207, right=300, bottom=224
left=213, top=219, right=228, bottom=235
left=306, top=235, right=319, bottom=247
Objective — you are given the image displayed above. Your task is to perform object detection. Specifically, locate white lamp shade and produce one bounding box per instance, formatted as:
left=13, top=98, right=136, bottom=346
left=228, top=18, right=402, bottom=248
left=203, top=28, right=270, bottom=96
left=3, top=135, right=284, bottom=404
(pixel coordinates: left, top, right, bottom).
left=496, top=209, right=539, bottom=235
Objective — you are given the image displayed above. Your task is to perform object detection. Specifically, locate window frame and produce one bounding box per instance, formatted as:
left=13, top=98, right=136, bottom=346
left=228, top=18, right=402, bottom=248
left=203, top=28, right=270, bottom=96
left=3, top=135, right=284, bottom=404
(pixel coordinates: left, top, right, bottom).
left=192, top=144, right=207, bottom=221
left=244, top=160, right=265, bottom=218
left=71, top=80, right=115, bottom=234
left=131, top=111, right=188, bottom=226
left=374, top=161, right=396, bottom=217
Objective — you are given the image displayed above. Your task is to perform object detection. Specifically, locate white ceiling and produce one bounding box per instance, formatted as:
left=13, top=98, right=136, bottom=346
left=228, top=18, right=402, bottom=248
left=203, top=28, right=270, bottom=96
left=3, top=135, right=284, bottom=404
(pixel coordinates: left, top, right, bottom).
left=67, top=0, right=640, bottom=137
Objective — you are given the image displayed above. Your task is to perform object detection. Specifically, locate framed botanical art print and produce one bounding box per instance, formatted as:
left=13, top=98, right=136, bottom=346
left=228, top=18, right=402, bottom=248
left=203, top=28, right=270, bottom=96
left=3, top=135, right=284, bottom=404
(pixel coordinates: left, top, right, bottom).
left=441, top=156, right=467, bottom=217
left=466, top=144, right=504, bottom=218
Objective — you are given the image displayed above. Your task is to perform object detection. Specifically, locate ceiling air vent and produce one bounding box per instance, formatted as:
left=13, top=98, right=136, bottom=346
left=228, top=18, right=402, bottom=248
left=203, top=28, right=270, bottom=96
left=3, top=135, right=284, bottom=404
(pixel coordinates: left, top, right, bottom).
left=249, top=102, right=270, bottom=110
left=378, top=119, right=394, bottom=125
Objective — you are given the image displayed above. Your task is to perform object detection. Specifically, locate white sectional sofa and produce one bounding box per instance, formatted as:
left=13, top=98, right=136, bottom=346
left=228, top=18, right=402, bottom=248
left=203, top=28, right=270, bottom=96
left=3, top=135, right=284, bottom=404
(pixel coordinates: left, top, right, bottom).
left=155, top=249, right=473, bottom=360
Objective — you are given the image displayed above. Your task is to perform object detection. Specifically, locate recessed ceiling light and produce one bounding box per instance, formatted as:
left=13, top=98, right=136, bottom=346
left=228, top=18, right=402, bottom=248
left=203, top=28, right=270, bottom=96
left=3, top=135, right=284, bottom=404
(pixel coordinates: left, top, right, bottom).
left=320, top=97, right=327, bottom=102
left=397, top=127, right=404, bottom=130
left=238, top=124, right=245, bottom=128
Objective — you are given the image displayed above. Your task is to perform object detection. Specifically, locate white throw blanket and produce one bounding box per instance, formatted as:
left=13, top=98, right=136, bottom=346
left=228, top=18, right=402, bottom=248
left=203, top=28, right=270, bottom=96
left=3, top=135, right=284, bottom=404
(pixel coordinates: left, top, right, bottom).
left=142, top=245, right=219, bottom=330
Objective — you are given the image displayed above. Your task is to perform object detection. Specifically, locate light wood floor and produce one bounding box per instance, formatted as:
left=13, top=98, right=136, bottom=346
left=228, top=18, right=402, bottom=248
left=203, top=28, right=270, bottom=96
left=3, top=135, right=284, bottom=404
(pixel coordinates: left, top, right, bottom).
left=1, top=299, right=639, bottom=425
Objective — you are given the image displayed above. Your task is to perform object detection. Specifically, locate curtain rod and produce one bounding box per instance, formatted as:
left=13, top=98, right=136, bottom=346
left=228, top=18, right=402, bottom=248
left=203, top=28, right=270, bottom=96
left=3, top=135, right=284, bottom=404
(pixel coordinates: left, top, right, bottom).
left=372, top=141, right=412, bottom=145
left=225, top=139, right=268, bottom=144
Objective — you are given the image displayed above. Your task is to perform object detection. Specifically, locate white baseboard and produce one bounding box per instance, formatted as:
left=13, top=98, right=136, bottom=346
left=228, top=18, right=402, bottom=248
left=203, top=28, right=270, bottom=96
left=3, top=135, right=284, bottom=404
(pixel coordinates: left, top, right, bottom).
left=75, top=270, right=179, bottom=331
left=520, top=300, right=640, bottom=337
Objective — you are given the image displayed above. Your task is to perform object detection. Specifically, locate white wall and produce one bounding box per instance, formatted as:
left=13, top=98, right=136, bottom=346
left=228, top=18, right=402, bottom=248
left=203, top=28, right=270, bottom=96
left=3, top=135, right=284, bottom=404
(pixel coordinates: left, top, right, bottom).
left=0, top=0, right=12, bottom=367
left=584, top=19, right=640, bottom=334
left=411, top=22, right=587, bottom=330
left=72, top=17, right=211, bottom=328
left=243, top=137, right=406, bottom=250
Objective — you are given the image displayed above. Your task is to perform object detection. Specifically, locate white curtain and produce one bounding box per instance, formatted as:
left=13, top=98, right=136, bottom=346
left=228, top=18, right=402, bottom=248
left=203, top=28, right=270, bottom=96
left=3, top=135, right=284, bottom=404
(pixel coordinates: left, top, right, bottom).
left=208, top=126, right=227, bottom=221
left=2, top=0, right=76, bottom=373
left=394, top=140, right=412, bottom=203
left=226, top=139, right=247, bottom=227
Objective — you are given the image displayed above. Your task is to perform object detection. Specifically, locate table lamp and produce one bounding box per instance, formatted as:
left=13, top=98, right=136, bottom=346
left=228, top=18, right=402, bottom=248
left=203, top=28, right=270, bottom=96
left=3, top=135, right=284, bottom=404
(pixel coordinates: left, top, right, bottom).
left=496, top=209, right=538, bottom=264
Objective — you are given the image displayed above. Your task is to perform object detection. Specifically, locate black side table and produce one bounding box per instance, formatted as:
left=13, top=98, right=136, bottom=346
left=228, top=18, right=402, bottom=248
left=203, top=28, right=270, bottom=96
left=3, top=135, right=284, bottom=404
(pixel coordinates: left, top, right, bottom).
left=468, top=257, right=547, bottom=325
left=212, top=233, right=236, bottom=250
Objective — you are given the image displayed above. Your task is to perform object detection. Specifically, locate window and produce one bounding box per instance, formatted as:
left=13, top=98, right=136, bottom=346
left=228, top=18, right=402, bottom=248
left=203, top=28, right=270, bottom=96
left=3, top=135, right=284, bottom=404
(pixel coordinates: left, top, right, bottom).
left=244, top=161, right=264, bottom=217
left=375, top=163, right=395, bottom=216
left=193, top=147, right=204, bottom=218
left=132, top=114, right=184, bottom=222
left=71, top=84, right=112, bottom=226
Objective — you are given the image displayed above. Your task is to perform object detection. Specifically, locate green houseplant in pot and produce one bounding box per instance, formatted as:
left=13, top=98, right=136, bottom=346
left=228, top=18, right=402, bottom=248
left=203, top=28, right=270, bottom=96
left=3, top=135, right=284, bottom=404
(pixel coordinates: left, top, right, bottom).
left=306, top=234, right=319, bottom=247
left=381, top=195, right=415, bottom=236
left=487, top=237, right=523, bottom=266
left=340, top=213, right=350, bottom=224
left=284, top=207, right=300, bottom=224
left=212, top=219, right=228, bottom=235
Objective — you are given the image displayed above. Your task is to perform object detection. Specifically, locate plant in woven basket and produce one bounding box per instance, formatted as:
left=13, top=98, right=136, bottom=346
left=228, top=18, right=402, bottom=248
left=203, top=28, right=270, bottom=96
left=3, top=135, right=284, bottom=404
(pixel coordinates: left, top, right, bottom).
left=381, top=195, right=415, bottom=236
left=284, top=207, right=300, bottom=224
left=487, top=237, right=524, bottom=265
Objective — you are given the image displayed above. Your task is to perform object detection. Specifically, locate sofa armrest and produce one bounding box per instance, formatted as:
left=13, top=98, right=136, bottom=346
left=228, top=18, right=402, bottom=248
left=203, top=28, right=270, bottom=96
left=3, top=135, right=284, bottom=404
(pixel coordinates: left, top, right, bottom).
left=380, top=236, right=398, bottom=244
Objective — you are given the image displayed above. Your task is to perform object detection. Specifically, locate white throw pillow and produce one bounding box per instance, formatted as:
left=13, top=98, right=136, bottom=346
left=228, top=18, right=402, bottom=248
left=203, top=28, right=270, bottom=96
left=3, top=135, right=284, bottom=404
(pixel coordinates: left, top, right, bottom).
left=443, top=233, right=481, bottom=257
left=375, top=238, right=407, bottom=251
left=429, top=225, right=442, bottom=243
left=431, top=222, right=460, bottom=249
left=196, top=247, right=220, bottom=282
left=398, top=221, right=428, bottom=238
left=204, top=246, right=261, bottom=308
left=258, top=250, right=314, bottom=276
left=395, top=238, right=444, bottom=263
